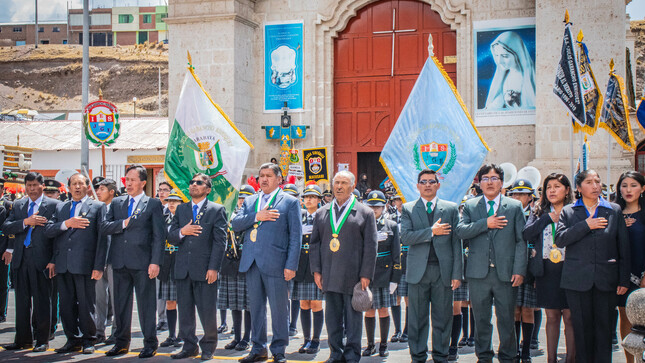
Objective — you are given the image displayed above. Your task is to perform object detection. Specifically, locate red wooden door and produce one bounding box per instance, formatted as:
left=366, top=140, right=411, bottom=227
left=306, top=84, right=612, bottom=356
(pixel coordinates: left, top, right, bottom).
left=334, top=0, right=456, bottom=179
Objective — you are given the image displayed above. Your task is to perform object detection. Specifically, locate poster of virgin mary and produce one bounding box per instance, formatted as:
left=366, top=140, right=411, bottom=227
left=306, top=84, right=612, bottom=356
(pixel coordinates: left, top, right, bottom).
left=474, top=18, right=536, bottom=126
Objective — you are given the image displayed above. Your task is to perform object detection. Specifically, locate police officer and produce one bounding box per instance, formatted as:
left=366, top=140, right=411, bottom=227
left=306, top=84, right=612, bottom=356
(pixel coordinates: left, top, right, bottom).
left=219, top=185, right=254, bottom=352
left=321, top=190, right=332, bottom=206
left=91, top=177, right=105, bottom=200
left=43, top=178, right=62, bottom=338
left=0, top=178, right=11, bottom=323
left=362, top=190, right=402, bottom=358
left=282, top=183, right=301, bottom=336
left=43, top=179, right=62, bottom=200
left=387, top=194, right=408, bottom=343
left=292, top=184, right=325, bottom=354
left=353, top=189, right=362, bottom=201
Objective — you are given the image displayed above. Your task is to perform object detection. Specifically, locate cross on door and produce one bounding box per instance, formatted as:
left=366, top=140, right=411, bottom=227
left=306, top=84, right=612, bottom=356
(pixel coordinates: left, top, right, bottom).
left=373, top=8, right=416, bottom=77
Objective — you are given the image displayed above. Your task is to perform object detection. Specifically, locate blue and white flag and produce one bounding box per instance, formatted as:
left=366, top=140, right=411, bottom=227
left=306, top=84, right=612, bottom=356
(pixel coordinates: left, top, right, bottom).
left=637, top=96, right=645, bottom=135
left=380, top=56, right=489, bottom=204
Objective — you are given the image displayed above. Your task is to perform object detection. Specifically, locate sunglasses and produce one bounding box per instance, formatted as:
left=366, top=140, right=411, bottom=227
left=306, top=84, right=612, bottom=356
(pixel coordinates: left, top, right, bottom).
left=189, top=180, right=206, bottom=186
left=418, top=179, right=438, bottom=185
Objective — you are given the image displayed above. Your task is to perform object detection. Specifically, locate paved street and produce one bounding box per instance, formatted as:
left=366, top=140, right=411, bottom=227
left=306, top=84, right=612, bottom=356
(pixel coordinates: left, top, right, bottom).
left=0, top=290, right=629, bottom=362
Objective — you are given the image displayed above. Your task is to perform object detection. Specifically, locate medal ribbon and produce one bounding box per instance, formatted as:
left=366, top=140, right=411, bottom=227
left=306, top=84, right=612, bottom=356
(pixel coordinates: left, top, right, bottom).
left=330, top=195, right=356, bottom=236
left=550, top=223, right=557, bottom=249
left=254, top=191, right=279, bottom=227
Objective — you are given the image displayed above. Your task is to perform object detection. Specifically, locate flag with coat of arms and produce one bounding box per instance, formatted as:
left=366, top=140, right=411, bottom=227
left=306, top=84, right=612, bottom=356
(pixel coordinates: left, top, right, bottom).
left=380, top=42, right=489, bottom=204
left=599, top=59, right=635, bottom=152
left=165, top=51, right=253, bottom=215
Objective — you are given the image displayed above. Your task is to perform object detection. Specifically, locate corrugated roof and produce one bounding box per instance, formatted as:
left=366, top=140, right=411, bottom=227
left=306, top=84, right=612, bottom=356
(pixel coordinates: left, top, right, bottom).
left=0, top=118, right=169, bottom=151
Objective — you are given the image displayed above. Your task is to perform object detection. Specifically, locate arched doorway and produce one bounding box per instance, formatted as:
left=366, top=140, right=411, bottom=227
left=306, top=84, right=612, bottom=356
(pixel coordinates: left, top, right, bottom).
left=637, top=139, right=645, bottom=175
left=333, top=0, right=456, bottom=190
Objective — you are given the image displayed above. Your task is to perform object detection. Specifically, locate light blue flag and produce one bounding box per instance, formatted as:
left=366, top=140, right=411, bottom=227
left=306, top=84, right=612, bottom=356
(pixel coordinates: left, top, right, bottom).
left=380, top=56, right=490, bottom=204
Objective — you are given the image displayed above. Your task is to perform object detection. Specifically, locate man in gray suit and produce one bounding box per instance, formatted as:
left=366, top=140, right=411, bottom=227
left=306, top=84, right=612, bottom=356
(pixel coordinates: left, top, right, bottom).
left=231, top=163, right=301, bottom=363
left=456, top=164, right=527, bottom=363
left=168, top=173, right=227, bottom=360
left=402, top=169, right=462, bottom=363
left=310, top=170, right=378, bottom=363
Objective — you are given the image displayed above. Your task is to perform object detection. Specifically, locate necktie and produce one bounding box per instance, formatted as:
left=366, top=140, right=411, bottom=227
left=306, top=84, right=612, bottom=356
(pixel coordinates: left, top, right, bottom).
left=426, top=201, right=433, bottom=214
left=70, top=201, right=80, bottom=219
left=307, top=215, right=313, bottom=225
left=261, top=194, right=270, bottom=209
left=128, top=197, right=135, bottom=217
left=487, top=200, right=496, bottom=217
left=24, top=201, right=36, bottom=247
left=193, top=204, right=199, bottom=223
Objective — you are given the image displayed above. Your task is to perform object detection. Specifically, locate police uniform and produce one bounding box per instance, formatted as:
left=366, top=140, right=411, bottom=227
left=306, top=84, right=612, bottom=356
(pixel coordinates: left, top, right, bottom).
left=509, top=179, right=538, bottom=309
left=291, top=186, right=324, bottom=301
left=453, top=195, right=470, bottom=302
left=0, top=179, right=12, bottom=322
left=158, top=195, right=181, bottom=302
left=44, top=179, right=62, bottom=199
left=43, top=179, right=61, bottom=337
left=369, top=202, right=402, bottom=309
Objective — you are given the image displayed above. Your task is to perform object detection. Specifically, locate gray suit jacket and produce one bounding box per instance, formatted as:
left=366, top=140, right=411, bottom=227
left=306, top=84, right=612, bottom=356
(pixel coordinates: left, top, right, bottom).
left=401, top=198, right=462, bottom=287
left=456, top=195, right=527, bottom=282
left=309, top=199, right=378, bottom=295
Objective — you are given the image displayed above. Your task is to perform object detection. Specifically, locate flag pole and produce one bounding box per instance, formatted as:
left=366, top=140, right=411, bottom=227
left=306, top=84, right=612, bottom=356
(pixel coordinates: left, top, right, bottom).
left=607, top=133, right=611, bottom=192
left=569, top=120, right=574, bottom=178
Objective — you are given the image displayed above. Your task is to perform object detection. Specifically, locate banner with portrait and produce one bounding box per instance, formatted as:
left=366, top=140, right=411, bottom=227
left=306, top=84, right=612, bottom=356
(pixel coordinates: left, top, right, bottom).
left=302, top=147, right=329, bottom=183
left=264, top=21, right=304, bottom=112
left=473, top=18, right=536, bottom=126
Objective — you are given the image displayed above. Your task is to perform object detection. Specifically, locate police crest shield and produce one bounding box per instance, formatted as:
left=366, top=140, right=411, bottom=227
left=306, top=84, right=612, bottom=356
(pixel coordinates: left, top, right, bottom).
left=83, top=100, right=120, bottom=146
left=420, top=143, right=448, bottom=172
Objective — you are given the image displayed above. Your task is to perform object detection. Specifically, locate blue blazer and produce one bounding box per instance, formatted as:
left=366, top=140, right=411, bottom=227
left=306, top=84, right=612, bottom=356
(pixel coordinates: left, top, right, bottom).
left=231, top=189, right=301, bottom=278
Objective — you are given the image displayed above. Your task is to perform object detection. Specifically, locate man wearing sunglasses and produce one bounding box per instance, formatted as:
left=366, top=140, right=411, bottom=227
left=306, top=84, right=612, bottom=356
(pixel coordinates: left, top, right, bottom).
left=456, top=164, right=527, bottom=363
left=401, top=169, right=462, bottom=363
left=168, top=173, right=227, bottom=360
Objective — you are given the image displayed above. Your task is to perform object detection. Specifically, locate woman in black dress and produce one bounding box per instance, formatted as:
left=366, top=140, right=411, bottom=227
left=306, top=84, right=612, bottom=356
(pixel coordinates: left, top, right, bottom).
left=524, top=173, right=574, bottom=363
left=615, top=171, right=645, bottom=363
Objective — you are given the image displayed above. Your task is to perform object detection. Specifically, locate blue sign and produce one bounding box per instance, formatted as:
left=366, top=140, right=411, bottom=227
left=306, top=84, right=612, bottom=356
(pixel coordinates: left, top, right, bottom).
left=264, top=21, right=304, bottom=112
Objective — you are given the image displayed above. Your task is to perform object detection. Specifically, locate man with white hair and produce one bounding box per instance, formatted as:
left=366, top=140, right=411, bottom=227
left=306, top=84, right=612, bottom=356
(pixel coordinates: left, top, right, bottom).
left=310, top=170, right=378, bottom=363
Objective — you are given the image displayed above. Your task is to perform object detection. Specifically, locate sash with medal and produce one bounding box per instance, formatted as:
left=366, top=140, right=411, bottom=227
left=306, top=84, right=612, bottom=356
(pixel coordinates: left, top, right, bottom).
left=542, top=222, right=565, bottom=263
left=329, top=195, right=356, bottom=252
left=250, top=191, right=279, bottom=242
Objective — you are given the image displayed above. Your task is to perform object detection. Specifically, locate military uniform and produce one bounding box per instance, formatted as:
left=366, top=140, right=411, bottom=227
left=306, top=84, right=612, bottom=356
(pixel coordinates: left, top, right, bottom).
left=290, top=209, right=324, bottom=301
left=370, top=215, right=402, bottom=308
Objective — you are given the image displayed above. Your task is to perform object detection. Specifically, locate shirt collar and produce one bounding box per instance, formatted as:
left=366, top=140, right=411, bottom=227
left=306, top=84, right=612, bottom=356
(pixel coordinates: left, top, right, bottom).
left=484, top=193, right=501, bottom=206
left=129, top=192, right=145, bottom=205
left=573, top=196, right=611, bottom=209
left=333, top=195, right=353, bottom=210
left=261, top=187, right=280, bottom=200
left=71, top=195, right=89, bottom=204
left=192, top=198, right=207, bottom=210
left=29, top=194, right=44, bottom=207
left=420, top=196, right=438, bottom=209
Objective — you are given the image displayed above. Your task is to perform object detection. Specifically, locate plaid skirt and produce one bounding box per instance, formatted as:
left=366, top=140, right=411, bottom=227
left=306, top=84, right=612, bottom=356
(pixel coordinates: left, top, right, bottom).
left=290, top=281, right=324, bottom=301
left=396, top=274, right=409, bottom=297
left=217, top=274, right=249, bottom=311
left=371, top=287, right=396, bottom=309
left=453, top=281, right=469, bottom=301
left=159, top=279, right=177, bottom=301
left=516, top=282, right=538, bottom=308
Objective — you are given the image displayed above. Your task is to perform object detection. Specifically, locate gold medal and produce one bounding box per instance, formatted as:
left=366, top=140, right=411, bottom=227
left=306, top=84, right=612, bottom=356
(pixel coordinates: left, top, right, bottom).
left=330, top=234, right=340, bottom=252
left=549, top=247, right=562, bottom=263
left=250, top=224, right=258, bottom=242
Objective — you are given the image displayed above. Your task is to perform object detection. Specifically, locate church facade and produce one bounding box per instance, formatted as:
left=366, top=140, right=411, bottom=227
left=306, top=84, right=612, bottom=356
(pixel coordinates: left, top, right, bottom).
left=166, top=0, right=640, bottom=190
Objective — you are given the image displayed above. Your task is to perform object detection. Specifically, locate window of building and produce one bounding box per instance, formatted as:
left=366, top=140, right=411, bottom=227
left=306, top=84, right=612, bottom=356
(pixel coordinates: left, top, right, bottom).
left=53, top=27, right=60, bottom=32
left=143, top=14, right=152, bottom=24
left=13, top=27, right=22, bottom=32
left=16, top=40, right=25, bottom=45
left=40, top=40, right=49, bottom=44
left=118, top=14, right=133, bottom=24
left=38, top=27, right=44, bottom=32
left=138, top=31, right=148, bottom=44
left=158, top=13, right=168, bottom=22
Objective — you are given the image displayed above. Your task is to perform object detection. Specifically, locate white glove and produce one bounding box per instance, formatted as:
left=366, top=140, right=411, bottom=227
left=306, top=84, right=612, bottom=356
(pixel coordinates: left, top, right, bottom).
left=389, top=282, right=398, bottom=294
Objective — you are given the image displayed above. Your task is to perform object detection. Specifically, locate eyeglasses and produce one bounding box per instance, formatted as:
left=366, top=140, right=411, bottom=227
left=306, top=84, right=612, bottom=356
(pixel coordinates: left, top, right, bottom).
left=480, top=177, right=501, bottom=183
left=158, top=188, right=171, bottom=193
left=189, top=180, right=205, bottom=186
left=418, top=179, right=438, bottom=185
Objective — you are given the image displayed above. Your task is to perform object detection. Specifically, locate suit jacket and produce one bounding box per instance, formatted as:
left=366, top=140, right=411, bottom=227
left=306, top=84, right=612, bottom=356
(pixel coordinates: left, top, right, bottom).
left=231, top=189, right=302, bottom=278
left=401, top=198, right=462, bottom=286
left=555, top=199, right=630, bottom=292
left=168, top=200, right=227, bottom=281
left=0, top=197, right=13, bottom=253
left=101, top=194, right=165, bottom=270
left=2, top=196, right=60, bottom=271
left=456, top=195, right=527, bottom=282
left=372, top=217, right=402, bottom=288
left=309, top=199, right=378, bottom=295
left=45, top=198, right=107, bottom=275
left=523, top=211, right=556, bottom=278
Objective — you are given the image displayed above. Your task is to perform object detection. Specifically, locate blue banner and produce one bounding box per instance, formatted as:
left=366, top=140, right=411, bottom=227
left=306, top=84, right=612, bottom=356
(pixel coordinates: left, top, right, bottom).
left=264, top=22, right=304, bottom=112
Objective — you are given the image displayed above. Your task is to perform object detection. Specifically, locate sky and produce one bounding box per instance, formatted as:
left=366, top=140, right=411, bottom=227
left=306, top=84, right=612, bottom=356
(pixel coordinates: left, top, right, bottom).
left=0, top=0, right=643, bottom=23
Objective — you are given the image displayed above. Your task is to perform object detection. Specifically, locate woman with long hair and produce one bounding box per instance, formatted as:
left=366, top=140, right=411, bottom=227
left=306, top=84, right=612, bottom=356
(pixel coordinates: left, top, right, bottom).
left=524, top=173, right=574, bottom=363
left=614, top=171, right=645, bottom=363
left=555, top=170, right=630, bottom=362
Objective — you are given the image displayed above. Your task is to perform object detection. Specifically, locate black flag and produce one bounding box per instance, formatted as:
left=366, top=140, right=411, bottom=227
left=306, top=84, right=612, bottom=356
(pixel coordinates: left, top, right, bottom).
left=553, top=22, right=585, bottom=126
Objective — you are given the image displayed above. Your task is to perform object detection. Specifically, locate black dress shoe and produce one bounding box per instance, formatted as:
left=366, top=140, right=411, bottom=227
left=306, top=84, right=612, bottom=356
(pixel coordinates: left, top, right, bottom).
left=239, top=351, right=269, bottom=363
left=362, top=343, right=376, bottom=356
left=32, top=344, right=48, bottom=352
left=139, top=347, right=157, bottom=358
left=104, top=335, right=116, bottom=345
left=467, top=337, right=475, bottom=346
left=458, top=337, right=468, bottom=347
left=218, top=323, right=229, bottom=334
left=448, top=346, right=459, bottom=361
left=157, top=322, right=168, bottom=331
left=273, top=353, right=287, bottom=363
left=235, top=340, right=250, bottom=351
left=378, top=342, right=389, bottom=357
left=390, top=331, right=401, bottom=342
left=105, top=345, right=129, bottom=356
left=171, top=349, right=199, bottom=359
left=83, top=345, right=95, bottom=354
left=95, top=335, right=106, bottom=345
left=306, top=339, right=320, bottom=354
left=298, top=339, right=311, bottom=353
left=55, top=341, right=83, bottom=353
left=160, top=337, right=177, bottom=348
left=201, top=352, right=214, bottom=360
left=3, top=343, right=33, bottom=350
left=399, top=333, right=408, bottom=343
left=0, top=315, right=6, bottom=323
left=530, top=339, right=539, bottom=350
left=225, top=339, right=240, bottom=350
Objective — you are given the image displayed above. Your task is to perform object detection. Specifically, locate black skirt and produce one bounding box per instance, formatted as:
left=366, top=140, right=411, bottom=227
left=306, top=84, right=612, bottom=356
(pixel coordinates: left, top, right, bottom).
left=535, top=260, right=568, bottom=310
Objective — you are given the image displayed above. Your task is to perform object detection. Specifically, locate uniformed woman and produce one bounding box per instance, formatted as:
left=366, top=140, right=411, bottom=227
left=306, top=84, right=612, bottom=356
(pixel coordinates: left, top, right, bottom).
left=387, top=194, right=409, bottom=344
left=218, top=185, right=254, bottom=351
left=362, top=190, right=402, bottom=358
left=158, top=193, right=183, bottom=348
left=291, top=184, right=325, bottom=354
left=283, top=183, right=302, bottom=337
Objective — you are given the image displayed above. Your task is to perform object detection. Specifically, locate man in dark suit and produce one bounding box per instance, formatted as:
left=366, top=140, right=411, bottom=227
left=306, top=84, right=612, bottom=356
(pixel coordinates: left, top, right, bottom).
left=45, top=173, right=107, bottom=354
left=167, top=173, right=227, bottom=360
left=402, top=169, right=462, bottom=363
left=1, top=171, right=60, bottom=352
left=456, top=164, right=527, bottom=363
left=310, top=170, right=378, bottom=363
left=0, top=178, right=13, bottom=323
left=101, top=165, right=165, bottom=358
left=231, top=163, right=302, bottom=363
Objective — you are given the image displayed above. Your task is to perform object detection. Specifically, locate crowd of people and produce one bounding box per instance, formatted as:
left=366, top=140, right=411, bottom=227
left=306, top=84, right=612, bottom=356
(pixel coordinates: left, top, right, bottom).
left=0, top=162, right=642, bottom=363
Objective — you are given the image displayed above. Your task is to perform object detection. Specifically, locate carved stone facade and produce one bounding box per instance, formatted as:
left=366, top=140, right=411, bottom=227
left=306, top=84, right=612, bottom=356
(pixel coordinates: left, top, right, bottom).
left=166, top=0, right=639, bottom=186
